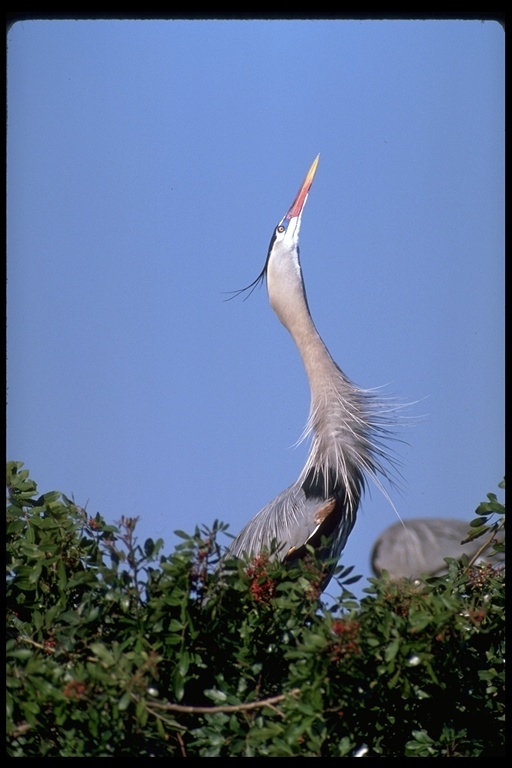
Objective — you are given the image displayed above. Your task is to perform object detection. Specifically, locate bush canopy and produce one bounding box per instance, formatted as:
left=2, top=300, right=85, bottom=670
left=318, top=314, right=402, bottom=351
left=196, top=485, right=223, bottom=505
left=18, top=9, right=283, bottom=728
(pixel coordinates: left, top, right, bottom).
left=6, top=461, right=505, bottom=757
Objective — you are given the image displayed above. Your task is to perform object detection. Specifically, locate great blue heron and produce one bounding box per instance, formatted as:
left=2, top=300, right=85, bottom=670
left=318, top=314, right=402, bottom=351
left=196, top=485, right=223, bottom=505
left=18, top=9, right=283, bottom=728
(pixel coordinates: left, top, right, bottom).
left=371, top=517, right=505, bottom=581
left=225, top=155, right=398, bottom=590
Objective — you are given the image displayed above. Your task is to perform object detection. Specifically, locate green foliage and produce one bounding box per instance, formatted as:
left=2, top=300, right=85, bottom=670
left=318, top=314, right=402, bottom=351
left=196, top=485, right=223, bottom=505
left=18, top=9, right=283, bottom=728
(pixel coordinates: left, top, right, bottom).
left=6, top=462, right=505, bottom=756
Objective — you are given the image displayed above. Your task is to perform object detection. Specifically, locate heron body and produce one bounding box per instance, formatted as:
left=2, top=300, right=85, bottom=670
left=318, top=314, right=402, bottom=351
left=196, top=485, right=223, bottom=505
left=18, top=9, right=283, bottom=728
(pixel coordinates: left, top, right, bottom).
left=371, top=517, right=505, bottom=580
left=226, top=156, right=396, bottom=589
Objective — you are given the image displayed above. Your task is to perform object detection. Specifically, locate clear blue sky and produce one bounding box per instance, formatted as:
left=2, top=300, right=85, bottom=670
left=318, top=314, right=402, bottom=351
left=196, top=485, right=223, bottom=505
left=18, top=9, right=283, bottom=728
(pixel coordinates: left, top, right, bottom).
left=7, top=20, right=504, bottom=598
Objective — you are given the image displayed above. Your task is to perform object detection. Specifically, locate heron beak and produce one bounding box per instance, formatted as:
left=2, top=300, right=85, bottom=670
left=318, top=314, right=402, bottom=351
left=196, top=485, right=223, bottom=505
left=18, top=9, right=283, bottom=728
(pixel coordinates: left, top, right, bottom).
left=285, top=154, right=320, bottom=220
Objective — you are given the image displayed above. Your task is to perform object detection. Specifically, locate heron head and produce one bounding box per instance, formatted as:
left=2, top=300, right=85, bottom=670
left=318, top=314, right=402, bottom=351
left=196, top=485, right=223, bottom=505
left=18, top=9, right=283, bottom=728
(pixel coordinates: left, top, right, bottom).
left=265, top=155, right=320, bottom=323
left=226, top=155, right=320, bottom=303
left=272, top=153, right=320, bottom=251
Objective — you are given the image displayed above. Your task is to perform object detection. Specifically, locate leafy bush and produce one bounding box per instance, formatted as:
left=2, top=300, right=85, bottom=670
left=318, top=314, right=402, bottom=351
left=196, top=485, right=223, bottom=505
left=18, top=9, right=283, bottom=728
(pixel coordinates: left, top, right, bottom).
left=6, top=462, right=505, bottom=756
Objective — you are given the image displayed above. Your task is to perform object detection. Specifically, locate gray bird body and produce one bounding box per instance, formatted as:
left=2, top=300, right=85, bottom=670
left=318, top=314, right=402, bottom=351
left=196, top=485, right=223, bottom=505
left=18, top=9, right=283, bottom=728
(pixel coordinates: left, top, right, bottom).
left=371, top=517, right=505, bottom=581
left=227, top=476, right=357, bottom=579
left=226, top=156, right=397, bottom=589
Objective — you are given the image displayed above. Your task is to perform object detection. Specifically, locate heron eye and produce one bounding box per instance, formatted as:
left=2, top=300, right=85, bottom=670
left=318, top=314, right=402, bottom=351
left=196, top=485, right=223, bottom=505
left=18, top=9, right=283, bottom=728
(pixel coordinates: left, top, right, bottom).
left=277, top=225, right=285, bottom=233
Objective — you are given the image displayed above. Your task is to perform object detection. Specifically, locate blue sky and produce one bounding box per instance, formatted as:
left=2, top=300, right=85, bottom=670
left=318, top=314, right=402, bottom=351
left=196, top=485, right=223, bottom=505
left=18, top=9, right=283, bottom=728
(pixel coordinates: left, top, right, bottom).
left=7, top=20, right=504, bottom=598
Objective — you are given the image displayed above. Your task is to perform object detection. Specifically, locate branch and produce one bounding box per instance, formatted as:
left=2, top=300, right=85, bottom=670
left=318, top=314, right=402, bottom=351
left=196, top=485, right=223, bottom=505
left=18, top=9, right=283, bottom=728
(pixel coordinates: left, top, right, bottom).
left=466, top=518, right=505, bottom=570
left=10, top=722, right=32, bottom=739
left=18, top=636, right=56, bottom=653
left=137, top=688, right=301, bottom=719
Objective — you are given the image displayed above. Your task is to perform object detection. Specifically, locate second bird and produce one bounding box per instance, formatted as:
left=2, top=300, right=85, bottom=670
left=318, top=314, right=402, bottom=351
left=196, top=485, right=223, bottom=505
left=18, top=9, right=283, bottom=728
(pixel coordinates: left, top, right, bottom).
left=226, top=155, right=398, bottom=591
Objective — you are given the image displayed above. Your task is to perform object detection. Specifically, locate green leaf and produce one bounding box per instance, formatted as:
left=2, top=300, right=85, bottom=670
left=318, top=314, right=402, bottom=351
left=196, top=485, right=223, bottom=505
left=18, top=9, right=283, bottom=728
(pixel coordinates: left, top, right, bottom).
left=384, top=638, right=400, bottom=662
left=204, top=689, right=228, bottom=703
left=118, top=691, right=132, bottom=711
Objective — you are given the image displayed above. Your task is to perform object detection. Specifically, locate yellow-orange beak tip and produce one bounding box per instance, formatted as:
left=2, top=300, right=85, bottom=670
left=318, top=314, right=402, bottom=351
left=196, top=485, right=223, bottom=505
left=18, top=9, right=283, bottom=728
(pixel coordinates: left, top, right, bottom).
left=285, top=154, right=320, bottom=220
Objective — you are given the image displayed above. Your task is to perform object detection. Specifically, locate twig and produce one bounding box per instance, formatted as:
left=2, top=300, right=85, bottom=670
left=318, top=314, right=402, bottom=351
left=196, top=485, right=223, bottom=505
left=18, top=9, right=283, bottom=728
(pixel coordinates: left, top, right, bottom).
left=10, top=722, right=32, bottom=739
left=466, top=519, right=505, bottom=570
left=137, top=688, right=300, bottom=718
left=18, top=636, right=55, bottom=653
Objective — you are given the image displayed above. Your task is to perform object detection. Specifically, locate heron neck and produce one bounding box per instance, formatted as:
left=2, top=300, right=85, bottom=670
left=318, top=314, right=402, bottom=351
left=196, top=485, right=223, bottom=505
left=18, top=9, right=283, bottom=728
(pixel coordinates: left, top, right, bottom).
left=267, top=252, right=341, bottom=396
left=271, top=278, right=339, bottom=394
left=289, top=309, right=339, bottom=393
